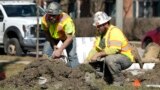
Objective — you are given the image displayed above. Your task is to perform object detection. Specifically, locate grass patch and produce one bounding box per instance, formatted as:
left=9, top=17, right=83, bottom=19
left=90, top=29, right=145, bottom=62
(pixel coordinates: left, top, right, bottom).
left=0, top=55, right=36, bottom=79
left=0, top=55, right=36, bottom=61
left=5, top=63, right=26, bottom=78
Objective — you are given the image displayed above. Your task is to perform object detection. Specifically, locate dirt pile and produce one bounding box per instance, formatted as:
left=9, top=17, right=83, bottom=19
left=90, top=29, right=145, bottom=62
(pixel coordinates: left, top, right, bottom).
left=0, top=59, right=106, bottom=90
left=0, top=58, right=160, bottom=89
left=124, top=63, right=160, bottom=85
left=142, top=43, right=160, bottom=62
left=140, top=63, right=160, bottom=85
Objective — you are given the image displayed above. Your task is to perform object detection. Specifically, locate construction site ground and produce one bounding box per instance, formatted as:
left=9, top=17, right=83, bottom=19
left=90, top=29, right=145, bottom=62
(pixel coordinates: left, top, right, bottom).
left=0, top=42, right=160, bottom=90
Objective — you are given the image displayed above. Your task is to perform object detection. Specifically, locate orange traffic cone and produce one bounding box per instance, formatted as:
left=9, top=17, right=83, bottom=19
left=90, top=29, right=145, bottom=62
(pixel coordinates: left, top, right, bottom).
left=133, top=79, right=141, bottom=90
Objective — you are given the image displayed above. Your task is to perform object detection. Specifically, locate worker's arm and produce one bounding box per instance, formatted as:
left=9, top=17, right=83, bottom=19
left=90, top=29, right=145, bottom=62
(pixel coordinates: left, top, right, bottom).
left=52, top=19, right=75, bottom=58
left=59, top=34, right=73, bottom=51
left=53, top=34, right=73, bottom=58
left=91, top=51, right=106, bottom=61
left=84, top=48, right=98, bottom=63
left=91, top=47, right=120, bottom=62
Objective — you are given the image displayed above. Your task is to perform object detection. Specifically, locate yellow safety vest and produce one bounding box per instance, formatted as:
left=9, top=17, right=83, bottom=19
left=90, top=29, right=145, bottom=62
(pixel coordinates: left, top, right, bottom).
left=41, top=12, right=75, bottom=40
left=94, top=25, right=134, bottom=62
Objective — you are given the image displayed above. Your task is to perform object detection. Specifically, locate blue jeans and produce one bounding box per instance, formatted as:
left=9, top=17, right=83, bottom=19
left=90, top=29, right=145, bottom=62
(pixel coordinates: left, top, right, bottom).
left=42, top=38, right=79, bottom=68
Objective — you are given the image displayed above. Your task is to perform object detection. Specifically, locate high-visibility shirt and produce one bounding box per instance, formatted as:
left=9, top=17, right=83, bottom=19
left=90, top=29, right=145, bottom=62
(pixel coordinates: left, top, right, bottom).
left=87, top=25, right=134, bottom=62
left=41, top=12, right=75, bottom=40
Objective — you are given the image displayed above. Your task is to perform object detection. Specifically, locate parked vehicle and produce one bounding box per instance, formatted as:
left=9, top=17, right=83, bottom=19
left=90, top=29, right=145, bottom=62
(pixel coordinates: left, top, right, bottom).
left=0, top=1, right=46, bottom=55
left=141, top=27, right=160, bottom=49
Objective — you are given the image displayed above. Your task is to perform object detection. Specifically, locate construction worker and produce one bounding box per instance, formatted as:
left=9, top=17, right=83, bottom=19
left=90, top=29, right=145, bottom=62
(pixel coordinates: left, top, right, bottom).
left=84, top=11, right=134, bottom=85
left=41, top=2, right=79, bottom=68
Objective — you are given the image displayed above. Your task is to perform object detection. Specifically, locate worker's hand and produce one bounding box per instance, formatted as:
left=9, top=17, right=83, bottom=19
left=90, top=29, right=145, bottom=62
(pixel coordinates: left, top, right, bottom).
left=54, top=46, right=58, bottom=50
left=91, top=54, right=99, bottom=62
left=52, top=49, right=62, bottom=59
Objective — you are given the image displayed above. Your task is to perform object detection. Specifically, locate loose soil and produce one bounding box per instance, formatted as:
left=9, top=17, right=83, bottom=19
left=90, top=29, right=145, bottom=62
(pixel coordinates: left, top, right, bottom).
left=0, top=57, right=160, bottom=90
left=124, top=63, right=160, bottom=85
left=0, top=58, right=107, bottom=90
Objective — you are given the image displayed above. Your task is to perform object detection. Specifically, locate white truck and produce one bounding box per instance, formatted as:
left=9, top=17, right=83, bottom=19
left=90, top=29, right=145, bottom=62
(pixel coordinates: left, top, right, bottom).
left=0, top=1, right=46, bottom=55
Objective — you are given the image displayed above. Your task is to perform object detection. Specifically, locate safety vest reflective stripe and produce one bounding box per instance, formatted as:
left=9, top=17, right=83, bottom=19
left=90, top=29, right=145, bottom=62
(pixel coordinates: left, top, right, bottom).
left=42, top=14, right=48, bottom=29
left=94, top=25, right=134, bottom=61
left=109, top=40, right=121, bottom=47
left=41, top=12, right=74, bottom=40
left=121, top=44, right=131, bottom=51
left=60, top=13, right=68, bottom=22
left=109, top=40, right=131, bottom=51
left=55, top=13, right=68, bottom=32
left=49, top=13, right=70, bottom=39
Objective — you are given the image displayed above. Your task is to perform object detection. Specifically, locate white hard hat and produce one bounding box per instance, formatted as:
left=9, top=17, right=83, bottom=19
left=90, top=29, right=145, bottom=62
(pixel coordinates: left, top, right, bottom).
left=46, top=2, right=62, bottom=15
left=93, top=11, right=111, bottom=26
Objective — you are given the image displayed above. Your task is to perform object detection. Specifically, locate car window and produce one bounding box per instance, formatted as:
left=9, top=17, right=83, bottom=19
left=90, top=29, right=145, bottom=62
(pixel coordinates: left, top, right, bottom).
left=0, top=10, right=4, bottom=21
left=3, top=4, right=45, bottom=17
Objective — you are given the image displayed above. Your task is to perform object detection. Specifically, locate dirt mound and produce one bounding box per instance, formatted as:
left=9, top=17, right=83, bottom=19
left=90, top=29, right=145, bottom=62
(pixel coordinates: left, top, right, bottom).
left=124, top=63, right=160, bottom=85
left=1, top=58, right=160, bottom=89
left=0, top=59, right=106, bottom=90
left=142, top=42, right=160, bottom=62
left=140, top=63, right=160, bottom=84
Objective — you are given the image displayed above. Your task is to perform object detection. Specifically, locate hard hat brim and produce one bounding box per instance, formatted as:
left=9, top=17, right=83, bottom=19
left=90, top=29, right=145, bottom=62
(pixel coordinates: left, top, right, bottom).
left=46, top=9, right=62, bottom=15
left=93, top=16, right=111, bottom=26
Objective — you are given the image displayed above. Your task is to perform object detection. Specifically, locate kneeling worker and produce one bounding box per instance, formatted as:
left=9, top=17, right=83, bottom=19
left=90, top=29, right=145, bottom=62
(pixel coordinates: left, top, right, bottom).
left=84, top=11, right=135, bottom=85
